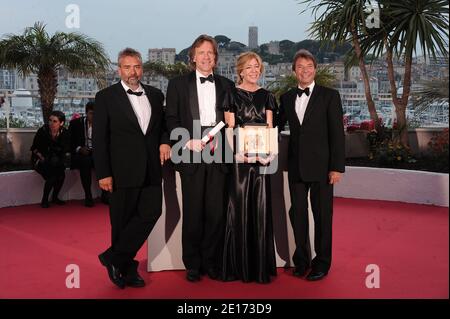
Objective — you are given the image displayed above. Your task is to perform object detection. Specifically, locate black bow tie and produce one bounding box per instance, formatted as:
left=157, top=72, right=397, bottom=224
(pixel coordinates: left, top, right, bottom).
left=127, top=89, right=143, bottom=96
left=297, top=87, right=310, bottom=97
left=200, top=74, right=214, bottom=84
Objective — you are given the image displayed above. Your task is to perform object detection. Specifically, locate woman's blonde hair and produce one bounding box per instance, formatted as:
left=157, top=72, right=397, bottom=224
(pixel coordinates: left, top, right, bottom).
left=236, top=51, right=264, bottom=84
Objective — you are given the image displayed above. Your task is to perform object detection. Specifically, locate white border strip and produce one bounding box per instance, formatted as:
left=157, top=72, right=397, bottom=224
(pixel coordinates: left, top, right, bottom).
left=335, top=166, right=449, bottom=207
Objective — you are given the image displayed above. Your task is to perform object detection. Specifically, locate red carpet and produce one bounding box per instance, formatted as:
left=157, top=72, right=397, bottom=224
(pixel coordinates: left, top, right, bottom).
left=0, top=198, right=448, bottom=299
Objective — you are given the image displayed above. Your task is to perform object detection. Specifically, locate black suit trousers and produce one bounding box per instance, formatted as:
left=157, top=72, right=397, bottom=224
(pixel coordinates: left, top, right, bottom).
left=288, top=179, right=333, bottom=272
left=72, top=153, right=94, bottom=198
left=102, top=184, right=162, bottom=272
left=180, top=163, right=226, bottom=271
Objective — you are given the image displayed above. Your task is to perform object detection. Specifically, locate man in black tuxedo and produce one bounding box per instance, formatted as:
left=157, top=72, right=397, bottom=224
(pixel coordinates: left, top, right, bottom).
left=165, top=35, right=234, bottom=282
left=93, top=48, right=171, bottom=289
left=278, top=49, right=345, bottom=281
left=69, top=102, right=108, bottom=207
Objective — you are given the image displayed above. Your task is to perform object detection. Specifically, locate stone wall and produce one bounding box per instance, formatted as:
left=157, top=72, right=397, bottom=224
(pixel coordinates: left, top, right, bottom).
left=0, top=127, right=447, bottom=167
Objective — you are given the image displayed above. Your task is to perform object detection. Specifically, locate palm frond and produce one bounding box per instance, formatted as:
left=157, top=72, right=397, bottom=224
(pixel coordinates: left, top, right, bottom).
left=412, top=76, right=449, bottom=114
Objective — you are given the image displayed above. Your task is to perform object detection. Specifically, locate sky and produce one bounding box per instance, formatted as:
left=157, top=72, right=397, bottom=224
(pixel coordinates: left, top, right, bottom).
left=0, top=0, right=316, bottom=59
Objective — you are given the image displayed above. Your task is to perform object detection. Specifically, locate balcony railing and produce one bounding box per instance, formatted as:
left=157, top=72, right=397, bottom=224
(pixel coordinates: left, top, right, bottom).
left=0, top=93, right=95, bottom=129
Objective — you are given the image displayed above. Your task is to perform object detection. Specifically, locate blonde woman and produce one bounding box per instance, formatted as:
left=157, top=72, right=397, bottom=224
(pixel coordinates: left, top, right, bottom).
left=221, top=52, right=278, bottom=283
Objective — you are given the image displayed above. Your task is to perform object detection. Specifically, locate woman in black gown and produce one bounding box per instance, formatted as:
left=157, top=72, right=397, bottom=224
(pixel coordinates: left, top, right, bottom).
left=221, top=52, right=278, bottom=283
left=31, top=110, right=70, bottom=208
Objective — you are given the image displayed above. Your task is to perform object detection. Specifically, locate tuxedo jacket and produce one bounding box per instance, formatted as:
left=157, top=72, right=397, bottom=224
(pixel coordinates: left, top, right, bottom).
left=68, top=116, right=89, bottom=169
left=93, top=82, right=169, bottom=188
left=69, top=117, right=87, bottom=153
left=278, top=85, right=345, bottom=182
left=165, top=71, right=234, bottom=175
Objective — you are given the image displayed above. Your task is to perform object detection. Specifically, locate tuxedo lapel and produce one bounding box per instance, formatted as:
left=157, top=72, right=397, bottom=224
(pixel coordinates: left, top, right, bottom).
left=287, top=89, right=301, bottom=129
left=142, top=84, right=157, bottom=135
left=188, top=71, right=203, bottom=138
left=81, top=117, right=87, bottom=145
left=188, top=71, right=200, bottom=121
left=112, top=82, right=141, bottom=132
left=302, top=85, right=321, bottom=125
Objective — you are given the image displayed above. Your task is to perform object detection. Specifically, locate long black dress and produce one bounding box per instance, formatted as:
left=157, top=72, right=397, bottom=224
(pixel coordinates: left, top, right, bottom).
left=221, top=87, right=278, bottom=283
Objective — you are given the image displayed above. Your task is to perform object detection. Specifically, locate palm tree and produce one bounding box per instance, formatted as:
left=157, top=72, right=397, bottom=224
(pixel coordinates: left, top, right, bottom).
left=0, top=22, right=109, bottom=121
left=362, top=0, right=449, bottom=145
left=301, top=0, right=381, bottom=130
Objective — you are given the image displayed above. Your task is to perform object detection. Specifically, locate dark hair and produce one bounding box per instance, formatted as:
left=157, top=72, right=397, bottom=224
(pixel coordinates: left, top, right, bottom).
left=118, top=47, right=142, bottom=66
left=85, top=101, right=94, bottom=113
left=50, top=110, right=66, bottom=123
left=292, top=49, right=317, bottom=71
left=188, top=34, right=219, bottom=70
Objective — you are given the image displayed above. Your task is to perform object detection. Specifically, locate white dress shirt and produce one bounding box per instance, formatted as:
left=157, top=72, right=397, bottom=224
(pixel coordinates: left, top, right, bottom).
left=196, top=70, right=217, bottom=126
left=75, top=116, right=92, bottom=153
left=295, top=81, right=315, bottom=125
left=121, top=81, right=151, bottom=134
left=86, top=117, right=92, bottom=149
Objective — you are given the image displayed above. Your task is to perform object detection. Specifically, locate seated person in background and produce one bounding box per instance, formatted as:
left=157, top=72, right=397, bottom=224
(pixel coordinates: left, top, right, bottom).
left=69, top=101, right=108, bottom=207
left=31, top=110, right=70, bottom=208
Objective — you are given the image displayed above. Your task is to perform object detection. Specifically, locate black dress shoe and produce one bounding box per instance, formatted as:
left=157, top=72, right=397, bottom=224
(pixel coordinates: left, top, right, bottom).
left=205, top=268, right=219, bottom=280
left=40, top=201, right=50, bottom=208
left=98, top=254, right=125, bottom=289
left=52, top=198, right=66, bottom=205
left=293, top=267, right=308, bottom=277
left=125, top=273, right=146, bottom=288
left=306, top=270, right=328, bottom=281
left=186, top=269, right=201, bottom=282
left=84, top=198, right=94, bottom=207
left=223, top=274, right=237, bottom=282
left=101, top=193, right=109, bottom=205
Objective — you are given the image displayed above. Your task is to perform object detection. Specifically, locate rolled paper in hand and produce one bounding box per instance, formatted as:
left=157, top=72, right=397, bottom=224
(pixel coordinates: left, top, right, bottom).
left=201, top=121, right=226, bottom=143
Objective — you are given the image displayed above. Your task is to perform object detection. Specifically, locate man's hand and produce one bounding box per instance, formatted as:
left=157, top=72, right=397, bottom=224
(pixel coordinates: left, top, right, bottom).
left=79, top=146, right=91, bottom=156
left=99, top=177, right=113, bottom=192
left=257, top=153, right=276, bottom=166
left=36, top=152, right=45, bottom=161
left=185, top=139, right=205, bottom=152
left=328, top=171, right=342, bottom=185
left=160, top=144, right=171, bottom=165
left=235, top=153, right=250, bottom=163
